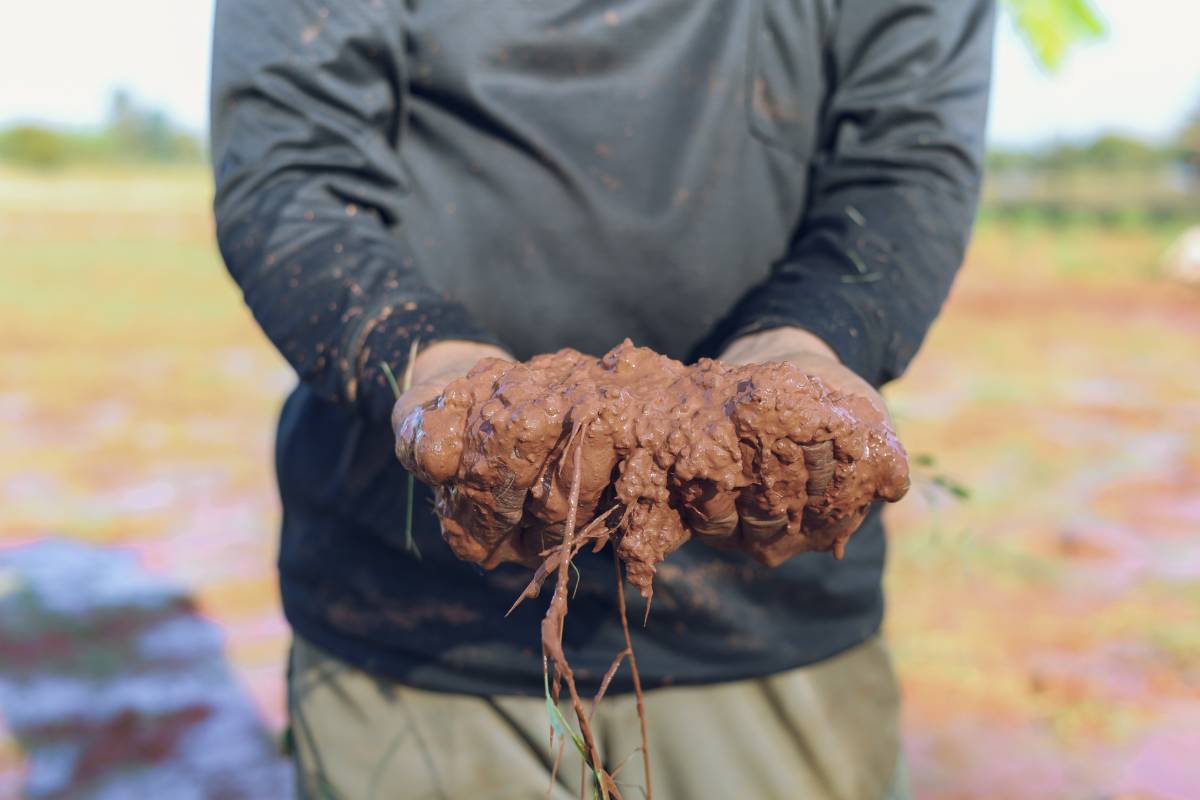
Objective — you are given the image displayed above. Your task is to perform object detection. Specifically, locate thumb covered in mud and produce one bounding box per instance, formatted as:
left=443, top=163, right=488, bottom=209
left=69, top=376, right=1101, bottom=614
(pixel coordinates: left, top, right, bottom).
left=393, top=400, right=468, bottom=489
left=391, top=394, right=426, bottom=474
left=392, top=387, right=468, bottom=485
left=391, top=341, right=512, bottom=484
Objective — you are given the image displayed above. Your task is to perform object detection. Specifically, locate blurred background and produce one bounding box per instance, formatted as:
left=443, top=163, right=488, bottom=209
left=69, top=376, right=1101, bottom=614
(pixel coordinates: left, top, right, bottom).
left=1, top=1, right=1198, bottom=797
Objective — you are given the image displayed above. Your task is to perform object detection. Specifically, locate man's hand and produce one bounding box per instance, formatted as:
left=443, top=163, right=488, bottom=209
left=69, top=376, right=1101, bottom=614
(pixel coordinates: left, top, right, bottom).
left=719, top=327, right=890, bottom=424
left=394, top=339, right=548, bottom=566
left=392, top=333, right=905, bottom=571
left=391, top=340, right=511, bottom=424
left=391, top=340, right=511, bottom=477
left=699, top=327, right=897, bottom=566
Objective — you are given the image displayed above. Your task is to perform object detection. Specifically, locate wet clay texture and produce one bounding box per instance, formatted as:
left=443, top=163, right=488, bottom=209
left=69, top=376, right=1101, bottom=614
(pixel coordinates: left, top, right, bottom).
left=396, top=340, right=910, bottom=598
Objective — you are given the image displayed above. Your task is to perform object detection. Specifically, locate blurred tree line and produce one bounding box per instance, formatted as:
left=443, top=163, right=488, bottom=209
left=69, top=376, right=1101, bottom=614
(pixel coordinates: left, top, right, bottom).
left=1, top=0, right=1196, bottom=226
left=986, top=0, right=1197, bottom=226
left=988, top=118, right=1200, bottom=175
left=1179, top=102, right=1200, bottom=172
left=0, top=89, right=203, bottom=169
left=984, top=105, right=1200, bottom=227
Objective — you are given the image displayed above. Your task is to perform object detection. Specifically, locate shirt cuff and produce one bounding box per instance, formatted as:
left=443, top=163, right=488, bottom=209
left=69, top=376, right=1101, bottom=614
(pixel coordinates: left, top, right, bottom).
left=706, top=278, right=886, bottom=386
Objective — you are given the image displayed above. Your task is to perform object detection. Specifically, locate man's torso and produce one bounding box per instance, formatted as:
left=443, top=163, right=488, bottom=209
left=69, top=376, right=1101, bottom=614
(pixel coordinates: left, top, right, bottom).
left=276, top=0, right=891, bottom=698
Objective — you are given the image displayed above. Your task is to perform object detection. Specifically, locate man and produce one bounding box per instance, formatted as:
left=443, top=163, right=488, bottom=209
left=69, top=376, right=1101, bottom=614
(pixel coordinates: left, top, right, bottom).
left=211, top=1, right=992, bottom=797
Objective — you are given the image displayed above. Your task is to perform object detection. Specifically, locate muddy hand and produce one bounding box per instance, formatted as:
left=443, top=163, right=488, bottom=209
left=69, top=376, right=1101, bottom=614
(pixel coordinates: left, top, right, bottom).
left=391, top=340, right=566, bottom=569
left=715, top=327, right=908, bottom=567
left=391, top=340, right=515, bottom=539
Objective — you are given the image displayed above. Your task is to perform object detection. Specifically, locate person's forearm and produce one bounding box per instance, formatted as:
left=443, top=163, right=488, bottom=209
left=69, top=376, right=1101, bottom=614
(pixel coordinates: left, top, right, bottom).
left=214, top=182, right=502, bottom=422
left=711, top=0, right=994, bottom=387
left=210, top=0, right=502, bottom=422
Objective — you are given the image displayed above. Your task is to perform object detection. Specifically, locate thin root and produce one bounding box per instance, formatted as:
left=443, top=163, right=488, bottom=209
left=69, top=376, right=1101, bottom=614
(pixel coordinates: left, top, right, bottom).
left=540, top=423, right=623, bottom=800
left=614, top=547, right=652, bottom=799
left=507, top=505, right=619, bottom=617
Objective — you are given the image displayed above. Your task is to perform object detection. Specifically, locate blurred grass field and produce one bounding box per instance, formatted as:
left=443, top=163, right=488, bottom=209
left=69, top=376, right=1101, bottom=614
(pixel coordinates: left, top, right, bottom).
left=1, top=165, right=1198, bottom=798
left=884, top=209, right=1200, bottom=797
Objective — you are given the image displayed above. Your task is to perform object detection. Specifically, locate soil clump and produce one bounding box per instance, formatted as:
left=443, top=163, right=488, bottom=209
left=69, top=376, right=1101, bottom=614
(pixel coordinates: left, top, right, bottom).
left=394, top=339, right=909, bottom=798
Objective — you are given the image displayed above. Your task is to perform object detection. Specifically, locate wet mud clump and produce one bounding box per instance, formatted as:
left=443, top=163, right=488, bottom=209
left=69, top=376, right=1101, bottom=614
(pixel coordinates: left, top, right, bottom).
left=395, top=339, right=909, bottom=595
left=394, top=340, right=909, bottom=798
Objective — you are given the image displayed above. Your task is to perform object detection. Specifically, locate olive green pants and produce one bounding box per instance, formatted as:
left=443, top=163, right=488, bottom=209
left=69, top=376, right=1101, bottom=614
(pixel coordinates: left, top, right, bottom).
left=289, top=636, right=907, bottom=800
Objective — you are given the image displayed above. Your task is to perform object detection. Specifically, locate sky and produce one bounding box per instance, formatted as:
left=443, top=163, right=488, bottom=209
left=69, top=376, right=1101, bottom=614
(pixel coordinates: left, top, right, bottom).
left=0, top=1, right=1197, bottom=148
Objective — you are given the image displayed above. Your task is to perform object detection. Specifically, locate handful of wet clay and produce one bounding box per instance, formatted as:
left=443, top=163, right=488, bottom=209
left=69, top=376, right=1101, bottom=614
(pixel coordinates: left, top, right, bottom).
left=393, top=339, right=909, bottom=798
left=394, top=339, right=909, bottom=597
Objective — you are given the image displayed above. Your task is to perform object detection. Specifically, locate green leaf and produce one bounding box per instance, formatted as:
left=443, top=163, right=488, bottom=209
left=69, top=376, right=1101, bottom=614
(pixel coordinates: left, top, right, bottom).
left=544, top=671, right=587, bottom=759
left=543, top=671, right=608, bottom=797
left=1005, top=0, right=1105, bottom=72
left=839, top=272, right=882, bottom=284
left=932, top=474, right=972, bottom=500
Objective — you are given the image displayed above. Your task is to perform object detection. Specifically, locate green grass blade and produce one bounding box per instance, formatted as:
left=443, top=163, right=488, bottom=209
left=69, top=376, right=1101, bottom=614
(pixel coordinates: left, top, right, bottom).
left=380, top=361, right=402, bottom=401
left=381, top=358, right=421, bottom=559
left=405, top=472, right=421, bottom=559
left=543, top=672, right=607, bottom=798
left=544, top=670, right=587, bottom=758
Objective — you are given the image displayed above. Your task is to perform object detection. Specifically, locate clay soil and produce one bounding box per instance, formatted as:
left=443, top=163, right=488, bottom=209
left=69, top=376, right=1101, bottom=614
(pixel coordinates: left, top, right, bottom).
left=394, top=340, right=909, bottom=795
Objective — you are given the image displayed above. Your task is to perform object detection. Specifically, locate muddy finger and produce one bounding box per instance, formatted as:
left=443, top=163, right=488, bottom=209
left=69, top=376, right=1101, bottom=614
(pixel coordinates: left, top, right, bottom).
left=442, top=475, right=531, bottom=569
left=682, top=481, right=739, bottom=539
left=801, top=440, right=836, bottom=501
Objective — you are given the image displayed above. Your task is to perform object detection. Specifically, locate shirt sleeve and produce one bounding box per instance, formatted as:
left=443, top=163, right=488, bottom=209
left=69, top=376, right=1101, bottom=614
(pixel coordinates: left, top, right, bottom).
left=210, top=0, right=503, bottom=423
left=711, top=0, right=995, bottom=386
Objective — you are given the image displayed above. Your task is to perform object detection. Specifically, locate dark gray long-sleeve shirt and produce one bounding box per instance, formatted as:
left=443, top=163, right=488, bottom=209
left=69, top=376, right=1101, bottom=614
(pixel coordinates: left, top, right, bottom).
left=211, top=0, right=992, bottom=696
